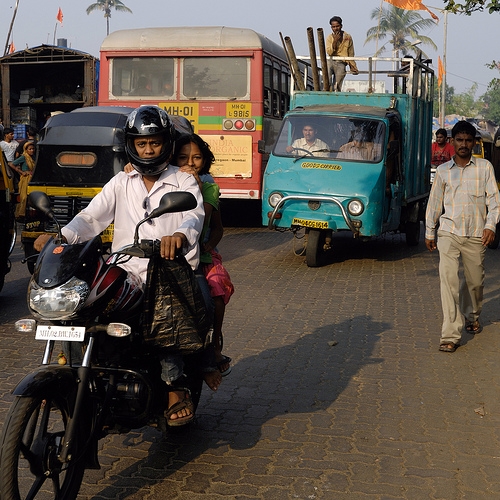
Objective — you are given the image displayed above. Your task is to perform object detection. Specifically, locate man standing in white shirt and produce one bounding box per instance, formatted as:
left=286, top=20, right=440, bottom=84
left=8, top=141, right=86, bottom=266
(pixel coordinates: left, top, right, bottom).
left=0, top=128, right=20, bottom=161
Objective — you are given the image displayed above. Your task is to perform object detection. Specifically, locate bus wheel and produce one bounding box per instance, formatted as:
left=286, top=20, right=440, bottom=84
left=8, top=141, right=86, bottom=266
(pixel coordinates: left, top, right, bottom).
left=306, top=229, right=331, bottom=267
left=405, top=221, right=421, bottom=246
left=488, top=223, right=500, bottom=249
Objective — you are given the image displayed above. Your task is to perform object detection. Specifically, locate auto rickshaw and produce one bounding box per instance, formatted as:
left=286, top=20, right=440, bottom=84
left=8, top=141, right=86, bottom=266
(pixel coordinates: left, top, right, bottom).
left=0, top=151, right=16, bottom=293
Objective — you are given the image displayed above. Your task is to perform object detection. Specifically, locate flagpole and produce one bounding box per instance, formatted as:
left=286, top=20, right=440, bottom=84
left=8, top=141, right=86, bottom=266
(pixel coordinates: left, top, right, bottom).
left=53, top=23, right=58, bottom=45
left=439, top=10, right=448, bottom=128
left=3, top=0, right=20, bottom=56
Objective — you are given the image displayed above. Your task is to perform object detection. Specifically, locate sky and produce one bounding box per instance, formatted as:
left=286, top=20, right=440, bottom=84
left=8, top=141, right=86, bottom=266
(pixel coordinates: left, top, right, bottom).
left=1, top=0, right=498, bottom=97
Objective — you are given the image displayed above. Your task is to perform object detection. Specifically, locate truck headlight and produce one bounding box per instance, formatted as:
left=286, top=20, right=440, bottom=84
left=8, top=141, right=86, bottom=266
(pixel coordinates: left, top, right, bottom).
left=347, top=199, right=364, bottom=216
left=269, top=192, right=284, bottom=208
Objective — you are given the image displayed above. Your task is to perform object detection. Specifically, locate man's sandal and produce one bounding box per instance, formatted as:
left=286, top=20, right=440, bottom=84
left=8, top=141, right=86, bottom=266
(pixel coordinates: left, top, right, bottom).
left=465, top=320, right=482, bottom=334
left=439, top=342, right=458, bottom=352
left=165, top=390, right=194, bottom=427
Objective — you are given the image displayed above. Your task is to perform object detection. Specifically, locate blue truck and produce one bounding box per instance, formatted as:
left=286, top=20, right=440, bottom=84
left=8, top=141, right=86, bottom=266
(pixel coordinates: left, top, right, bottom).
left=262, top=56, right=434, bottom=266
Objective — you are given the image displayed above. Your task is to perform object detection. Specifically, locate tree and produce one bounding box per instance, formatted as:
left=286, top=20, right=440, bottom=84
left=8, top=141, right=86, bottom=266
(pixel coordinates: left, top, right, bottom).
left=365, top=5, right=437, bottom=59
left=447, top=83, right=485, bottom=117
left=86, top=0, right=132, bottom=36
left=442, top=0, right=500, bottom=14
left=481, top=61, right=500, bottom=123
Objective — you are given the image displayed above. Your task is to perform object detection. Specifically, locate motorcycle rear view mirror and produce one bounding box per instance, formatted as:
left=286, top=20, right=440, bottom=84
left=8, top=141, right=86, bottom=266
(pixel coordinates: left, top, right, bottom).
left=28, top=191, right=55, bottom=219
left=28, top=191, right=62, bottom=235
left=148, top=192, right=197, bottom=219
left=133, top=191, right=198, bottom=245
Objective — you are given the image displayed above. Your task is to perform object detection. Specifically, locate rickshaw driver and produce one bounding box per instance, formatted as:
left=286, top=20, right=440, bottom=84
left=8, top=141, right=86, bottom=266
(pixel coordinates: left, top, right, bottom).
left=285, top=124, right=329, bottom=157
left=34, top=105, right=205, bottom=427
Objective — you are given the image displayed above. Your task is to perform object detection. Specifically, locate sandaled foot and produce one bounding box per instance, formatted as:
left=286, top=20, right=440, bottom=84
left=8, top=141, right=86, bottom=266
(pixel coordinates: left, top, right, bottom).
left=203, top=370, right=222, bottom=391
left=216, top=354, right=232, bottom=376
left=465, top=320, right=482, bottom=334
left=165, top=390, right=194, bottom=427
left=439, top=342, right=458, bottom=352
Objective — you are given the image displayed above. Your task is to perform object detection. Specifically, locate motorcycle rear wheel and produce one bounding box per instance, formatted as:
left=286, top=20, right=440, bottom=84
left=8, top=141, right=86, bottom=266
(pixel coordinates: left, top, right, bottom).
left=0, top=395, right=85, bottom=500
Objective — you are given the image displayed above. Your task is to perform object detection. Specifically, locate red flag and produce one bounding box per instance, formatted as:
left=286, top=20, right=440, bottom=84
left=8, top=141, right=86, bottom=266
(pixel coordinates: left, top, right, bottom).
left=8, top=42, right=15, bottom=54
left=384, top=0, right=439, bottom=21
left=437, top=56, right=445, bottom=87
left=56, top=7, right=63, bottom=25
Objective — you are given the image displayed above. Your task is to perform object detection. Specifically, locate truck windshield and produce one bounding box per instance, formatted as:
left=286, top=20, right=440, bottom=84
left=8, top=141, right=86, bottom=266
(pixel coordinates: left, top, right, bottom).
left=273, top=116, right=386, bottom=163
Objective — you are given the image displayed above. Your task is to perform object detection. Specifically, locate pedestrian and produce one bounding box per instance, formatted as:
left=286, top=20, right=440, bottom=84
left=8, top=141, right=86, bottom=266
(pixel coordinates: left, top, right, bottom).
left=326, top=16, right=359, bottom=92
left=425, top=120, right=500, bottom=353
left=0, top=127, right=20, bottom=162
left=15, top=126, right=38, bottom=158
left=431, top=128, right=455, bottom=167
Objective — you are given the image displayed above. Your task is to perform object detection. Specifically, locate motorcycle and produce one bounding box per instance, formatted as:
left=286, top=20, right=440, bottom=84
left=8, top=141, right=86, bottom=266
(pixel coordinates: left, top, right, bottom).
left=0, top=190, right=205, bottom=500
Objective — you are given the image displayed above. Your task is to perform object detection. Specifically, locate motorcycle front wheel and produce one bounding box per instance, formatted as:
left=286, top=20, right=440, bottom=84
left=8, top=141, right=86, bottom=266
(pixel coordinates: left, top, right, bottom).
left=0, top=395, right=85, bottom=500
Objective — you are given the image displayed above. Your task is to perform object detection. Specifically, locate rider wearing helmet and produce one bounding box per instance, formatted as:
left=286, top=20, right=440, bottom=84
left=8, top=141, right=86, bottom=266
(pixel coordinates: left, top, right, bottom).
left=125, top=105, right=176, bottom=176
left=34, top=105, right=205, bottom=426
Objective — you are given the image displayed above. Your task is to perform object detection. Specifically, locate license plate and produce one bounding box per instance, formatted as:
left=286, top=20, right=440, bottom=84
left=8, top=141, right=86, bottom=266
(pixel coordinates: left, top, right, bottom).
left=292, top=218, right=329, bottom=229
left=35, top=325, right=86, bottom=342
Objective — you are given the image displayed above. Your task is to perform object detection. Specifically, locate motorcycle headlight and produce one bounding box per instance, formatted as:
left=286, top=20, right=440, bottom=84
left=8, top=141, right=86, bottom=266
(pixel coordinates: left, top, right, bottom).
left=29, top=277, right=90, bottom=320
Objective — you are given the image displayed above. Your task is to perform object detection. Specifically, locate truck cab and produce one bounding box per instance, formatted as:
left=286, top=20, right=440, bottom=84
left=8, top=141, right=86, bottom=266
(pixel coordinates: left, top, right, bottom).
left=262, top=56, right=434, bottom=266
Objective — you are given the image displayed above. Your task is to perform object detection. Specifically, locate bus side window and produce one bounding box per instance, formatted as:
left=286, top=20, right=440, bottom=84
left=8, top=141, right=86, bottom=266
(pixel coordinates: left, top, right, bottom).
left=264, top=89, right=271, bottom=115
left=264, top=60, right=272, bottom=116
left=272, top=90, right=280, bottom=117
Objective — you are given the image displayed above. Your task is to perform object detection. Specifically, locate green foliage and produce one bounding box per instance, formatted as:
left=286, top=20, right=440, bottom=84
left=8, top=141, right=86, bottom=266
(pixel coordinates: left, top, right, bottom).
left=448, top=83, right=485, bottom=117
left=433, top=82, right=455, bottom=116
left=481, top=61, right=500, bottom=123
left=443, top=0, right=500, bottom=14
left=365, top=5, right=437, bottom=58
left=86, top=0, right=132, bottom=35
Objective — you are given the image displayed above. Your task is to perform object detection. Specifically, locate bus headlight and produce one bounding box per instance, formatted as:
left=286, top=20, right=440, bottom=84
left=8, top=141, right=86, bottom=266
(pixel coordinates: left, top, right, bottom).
left=268, top=192, right=284, bottom=208
left=347, top=199, right=364, bottom=216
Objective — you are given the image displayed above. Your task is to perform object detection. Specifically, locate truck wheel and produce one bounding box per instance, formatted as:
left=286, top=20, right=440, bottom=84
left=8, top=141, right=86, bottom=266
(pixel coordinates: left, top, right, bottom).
left=405, top=221, right=421, bottom=246
left=0, top=395, right=86, bottom=500
left=488, top=222, right=500, bottom=249
left=306, top=229, right=330, bottom=267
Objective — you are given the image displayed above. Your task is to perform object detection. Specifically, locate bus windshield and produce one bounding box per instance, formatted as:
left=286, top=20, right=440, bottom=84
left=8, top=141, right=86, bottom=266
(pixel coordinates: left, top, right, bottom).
left=274, top=116, right=386, bottom=163
left=109, top=56, right=249, bottom=100
left=111, top=57, right=175, bottom=97
left=182, top=57, right=249, bottom=99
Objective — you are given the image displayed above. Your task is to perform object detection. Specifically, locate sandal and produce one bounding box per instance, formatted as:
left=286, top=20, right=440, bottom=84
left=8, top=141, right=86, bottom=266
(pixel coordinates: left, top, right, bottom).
left=439, top=342, right=458, bottom=352
left=216, top=355, right=232, bottom=377
left=465, top=320, right=482, bottom=334
left=164, top=390, right=194, bottom=427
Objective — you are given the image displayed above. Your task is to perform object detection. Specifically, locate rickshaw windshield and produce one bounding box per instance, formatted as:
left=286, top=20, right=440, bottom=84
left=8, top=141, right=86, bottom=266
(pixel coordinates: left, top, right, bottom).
left=273, top=116, right=386, bottom=163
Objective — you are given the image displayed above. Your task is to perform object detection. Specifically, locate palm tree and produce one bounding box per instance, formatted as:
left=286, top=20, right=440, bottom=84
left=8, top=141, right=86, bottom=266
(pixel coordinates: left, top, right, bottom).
left=365, top=5, right=437, bottom=59
left=86, top=0, right=132, bottom=36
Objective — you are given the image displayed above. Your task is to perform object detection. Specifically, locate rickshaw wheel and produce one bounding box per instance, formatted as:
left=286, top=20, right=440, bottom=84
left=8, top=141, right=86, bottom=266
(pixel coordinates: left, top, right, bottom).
left=306, top=229, right=330, bottom=267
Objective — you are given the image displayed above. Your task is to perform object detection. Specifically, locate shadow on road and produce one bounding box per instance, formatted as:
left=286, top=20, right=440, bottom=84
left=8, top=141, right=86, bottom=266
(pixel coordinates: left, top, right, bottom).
left=87, top=315, right=387, bottom=498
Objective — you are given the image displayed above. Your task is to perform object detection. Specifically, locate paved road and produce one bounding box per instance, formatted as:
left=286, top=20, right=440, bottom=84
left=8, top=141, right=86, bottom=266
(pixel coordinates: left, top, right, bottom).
left=1, top=227, right=500, bottom=499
